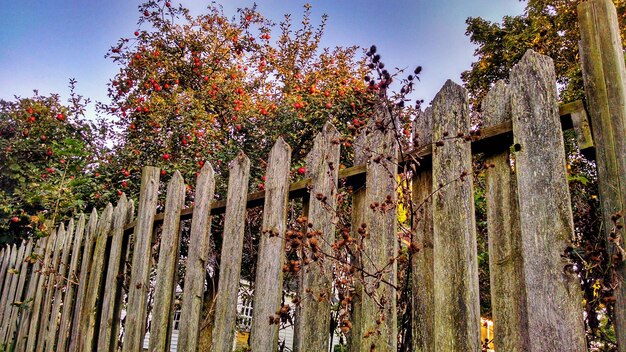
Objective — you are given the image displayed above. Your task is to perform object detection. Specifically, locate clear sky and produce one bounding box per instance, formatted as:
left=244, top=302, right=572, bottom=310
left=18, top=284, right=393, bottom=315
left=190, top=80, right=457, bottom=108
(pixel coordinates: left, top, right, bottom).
left=0, top=1, right=526, bottom=117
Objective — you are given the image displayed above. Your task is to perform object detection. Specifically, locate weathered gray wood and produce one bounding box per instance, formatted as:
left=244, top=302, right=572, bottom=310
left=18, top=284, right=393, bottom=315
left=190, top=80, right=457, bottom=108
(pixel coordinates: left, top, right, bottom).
left=122, top=166, right=161, bottom=352
left=149, top=172, right=185, bottom=352
left=510, top=49, right=586, bottom=351
left=0, top=244, right=20, bottom=330
left=348, top=129, right=368, bottom=352
left=355, top=106, right=399, bottom=351
left=483, top=81, right=529, bottom=351
left=46, top=220, right=76, bottom=349
left=15, top=236, right=48, bottom=352
left=1, top=242, right=26, bottom=343
left=411, top=107, right=434, bottom=352
left=293, top=123, right=341, bottom=352
left=78, top=203, right=113, bottom=352
left=36, top=226, right=67, bottom=352
left=250, top=138, right=291, bottom=351
left=26, top=229, right=59, bottom=352
left=57, top=214, right=86, bottom=352
left=177, top=163, right=215, bottom=352
left=68, top=209, right=99, bottom=352
left=432, top=80, right=481, bottom=351
left=4, top=240, right=34, bottom=346
left=210, top=155, right=249, bottom=351
left=0, top=247, right=9, bottom=296
left=578, top=1, right=626, bottom=349
left=97, top=195, right=130, bottom=352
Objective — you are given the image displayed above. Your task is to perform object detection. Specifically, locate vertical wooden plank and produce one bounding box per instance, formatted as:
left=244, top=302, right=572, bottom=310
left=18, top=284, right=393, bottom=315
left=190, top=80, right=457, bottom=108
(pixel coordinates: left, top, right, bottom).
left=0, top=244, right=20, bottom=327
left=178, top=163, right=215, bottom=352
left=78, top=203, right=113, bottom=352
left=96, top=195, right=129, bottom=352
left=1, top=242, right=26, bottom=343
left=14, top=236, right=48, bottom=352
left=210, top=155, right=248, bottom=351
left=509, top=49, right=586, bottom=351
left=354, top=107, right=399, bottom=351
left=46, top=219, right=76, bottom=349
left=250, top=138, right=291, bottom=351
left=4, top=239, right=34, bottom=347
left=578, top=1, right=626, bottom=348
left=149, top=172, right=185, bottom=352
left=293, top=123, right=341, bottom=351
left=56, top=214, right=86, bottom=352
left=37, top=225, right=67, bottom=352
left=25, top=230, right=58, bottom=352
left=0, top=247, right=8, bottom=295
left=482, top=80, right=529, bottom=351
left=432, top=80, right=481, bottom=351
left=68, top=209, right=99, bottom=352
left=411, top=107, right=434, bottom=352
left=122, top=166, right=161, bottom=352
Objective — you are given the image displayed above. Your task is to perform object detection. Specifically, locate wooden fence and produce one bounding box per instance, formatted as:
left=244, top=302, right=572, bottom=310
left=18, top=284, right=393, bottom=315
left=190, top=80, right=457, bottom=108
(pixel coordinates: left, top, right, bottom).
left=1, top=1, right=625, bottom=349
left=0, top=50, right=592, bottom=352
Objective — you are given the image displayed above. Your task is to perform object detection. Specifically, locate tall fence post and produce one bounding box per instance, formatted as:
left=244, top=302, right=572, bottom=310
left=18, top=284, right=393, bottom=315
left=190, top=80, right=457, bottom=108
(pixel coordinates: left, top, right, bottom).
left=149, top=171, right=185, bottom=352
left=294, top=122, right=341, bottom=351
left=211, top=155, right=248, bottom=352
left=510, top=49, right=586, bottom=351
left=178, top=163, right=215, bottom=351
left=122, top=166, right=160, bottom=352
left=482, top=80, right=529, bottom=350
left=411, top=107, right=434, bottom=352
left=578, top=1, right=626, bottom=349
left=431, top=80, right=481, bottom=351
left=250, top=138, right=291, bottom=351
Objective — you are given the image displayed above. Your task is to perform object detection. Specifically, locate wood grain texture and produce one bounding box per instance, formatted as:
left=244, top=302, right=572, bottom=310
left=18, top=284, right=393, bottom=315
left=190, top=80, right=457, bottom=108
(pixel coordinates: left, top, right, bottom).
left=149, top=172, right=186, bottom=352
left=122, top=166, right=160, bottom=352
left=97, top=195, right=130, bottom=352
left=15, top=237, right=48, bottom=352
left=57, top=214, right=86, bottom=352
left=78, top=203, right=113, bottom=352
left=432, top=80, right=481, bottom=351
left=211, top=155, right=250, bottom=352
left=68, top=209, right=99, bottom=352
left=483, top=80, right=529, bottom=351
left=1, top=242, right=27, bottom=343
left=356, top=107, right=399, bottom=351
left=0, top=244, right=21, bottom=337
left=177, top=163, right=215, bottom=352
left=46, top=220, right=76, bottom=349
left=411, top=107, right=434, bottom=352
left=578, top=1, right=626, bottom=348
left=250, top=138, right=291, bottom=352
left=293, top=123, right=341, bottom=352
left=4, top=239, right=34, bottom=346
left=510, top=49, right=586, bottom=351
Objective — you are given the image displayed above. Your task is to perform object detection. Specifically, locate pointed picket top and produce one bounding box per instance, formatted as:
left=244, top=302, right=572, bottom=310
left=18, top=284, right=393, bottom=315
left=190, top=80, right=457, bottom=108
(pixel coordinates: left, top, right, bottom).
left=511, top=49, right=557, bottom=100
left=229, top=151, right=250, bottom=171
left=306, top=122, right=340, bottom=175
left=97, top=203, right=114, bottom=236
left=198, top=160, right=215, bottom=183
left=127, top=199, right=135, bottom=222
left=270, top=136, right=292, bottom=158
left=483, top=80, right=510, bottom=127
left=86, top=208, right=99, bottom=242
left=413, top=106, right=433, bottom=147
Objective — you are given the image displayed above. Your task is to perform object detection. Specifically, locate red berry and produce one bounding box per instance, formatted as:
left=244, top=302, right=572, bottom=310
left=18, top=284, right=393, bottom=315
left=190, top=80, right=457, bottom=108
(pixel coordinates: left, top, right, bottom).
left=117, top=190, right=123, bottom=196
left=144, top=10, right=150, bottom=16
left=261, top=175, right=266, bottom=181
left=134, top=31, right=139, bottom=36
left=258, top=183, right=265, bottom=190
left=165, top=2, right=171, bottom=7
left=11, top=216, right=19, bottom=223
left=121, top=180, right=128, bottom=188
left=40, top=135, right=47, bottom=141
left=27, top=116, right=36, bottom=123
left=163, top=153, right=170, bottom=160
left=297, top=167, right=306, bottom=175
left=161, top=170, right=167, bottom=176
left=46, top=149, right=53, bottom=156
left=56, top=113, right=65, bottom=121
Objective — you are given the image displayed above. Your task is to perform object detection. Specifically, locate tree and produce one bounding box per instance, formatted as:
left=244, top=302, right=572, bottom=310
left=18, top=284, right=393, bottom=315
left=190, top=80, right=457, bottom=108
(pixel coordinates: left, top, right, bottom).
left=462, top=0, right=626, bottom=109
left=0, top=81, right=107, bottom=244
left=99, top=1, right=377, bottom=199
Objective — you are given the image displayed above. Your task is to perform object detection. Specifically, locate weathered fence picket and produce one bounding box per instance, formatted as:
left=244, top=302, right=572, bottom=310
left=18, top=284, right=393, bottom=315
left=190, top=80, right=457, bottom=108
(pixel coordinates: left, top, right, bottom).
left=411, top=107, right=434, bottom=352
left=178, top=163, right=215, bottom=352
left=2, top=35, right=623, bottom=351
left=211, top=155, right=249, bottom=351
left=250, top=137, right=291, bottom=351
left=123, top=166, right=160, bottom=352
left=483, top=80, right=529, bottom=351
left=149, top=172, right=185, bottom=352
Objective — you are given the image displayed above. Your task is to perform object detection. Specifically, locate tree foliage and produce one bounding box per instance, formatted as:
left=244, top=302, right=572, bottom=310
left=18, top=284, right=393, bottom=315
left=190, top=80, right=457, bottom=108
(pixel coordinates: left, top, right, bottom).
left=462, top=0, right=626, bottom=109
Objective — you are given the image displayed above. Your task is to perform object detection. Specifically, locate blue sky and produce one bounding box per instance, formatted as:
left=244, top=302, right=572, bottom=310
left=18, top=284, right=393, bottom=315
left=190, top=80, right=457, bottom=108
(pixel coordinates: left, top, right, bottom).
left=0, top=1, right=525, bottom=117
